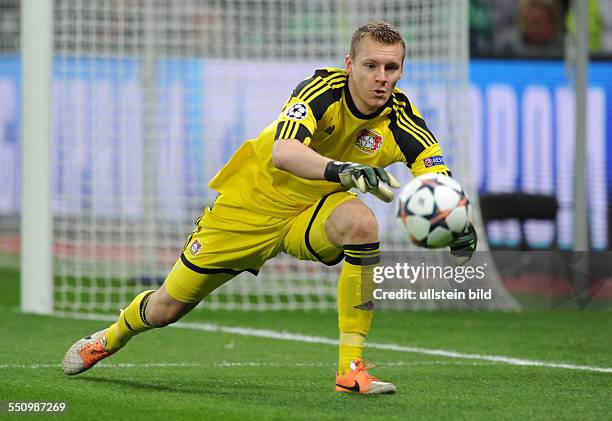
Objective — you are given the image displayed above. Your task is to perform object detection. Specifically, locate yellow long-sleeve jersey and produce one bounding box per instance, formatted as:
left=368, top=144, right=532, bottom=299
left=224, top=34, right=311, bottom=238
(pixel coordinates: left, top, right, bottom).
left=209, top=67, right=450, bottom=218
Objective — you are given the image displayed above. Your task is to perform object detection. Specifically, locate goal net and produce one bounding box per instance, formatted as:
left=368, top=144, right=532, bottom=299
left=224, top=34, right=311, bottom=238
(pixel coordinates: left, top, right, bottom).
left=37, top=0, right=518, bottom=312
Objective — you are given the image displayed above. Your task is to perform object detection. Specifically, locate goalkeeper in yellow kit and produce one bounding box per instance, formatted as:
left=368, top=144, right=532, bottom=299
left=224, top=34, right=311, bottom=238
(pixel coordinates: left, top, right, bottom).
left=62, top=21, right=476, bottom=394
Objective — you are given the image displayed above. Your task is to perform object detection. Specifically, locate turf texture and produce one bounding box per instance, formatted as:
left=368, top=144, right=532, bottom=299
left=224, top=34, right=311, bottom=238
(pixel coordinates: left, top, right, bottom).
left=1, top=266, right=611, bottom=420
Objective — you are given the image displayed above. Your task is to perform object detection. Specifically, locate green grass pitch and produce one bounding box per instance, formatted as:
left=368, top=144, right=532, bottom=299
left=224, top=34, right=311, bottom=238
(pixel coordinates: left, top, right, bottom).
left=1, top=266, right=611, bottom=420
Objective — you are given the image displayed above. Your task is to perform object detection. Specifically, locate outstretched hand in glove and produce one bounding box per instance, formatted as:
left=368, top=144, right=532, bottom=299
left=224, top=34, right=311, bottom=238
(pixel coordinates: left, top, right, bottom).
left=449, top=223, right=477, bottom=265
left=324, top=161, right=400, bottom=203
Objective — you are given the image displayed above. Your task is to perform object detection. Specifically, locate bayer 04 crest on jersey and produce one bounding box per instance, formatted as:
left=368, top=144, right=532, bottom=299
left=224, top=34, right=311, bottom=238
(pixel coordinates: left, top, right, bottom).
left=396, top=173, right=471, bottom=249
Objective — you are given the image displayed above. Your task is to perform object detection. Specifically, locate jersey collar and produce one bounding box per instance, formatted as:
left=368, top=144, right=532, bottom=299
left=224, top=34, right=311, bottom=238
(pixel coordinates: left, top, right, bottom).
left=344, top=82, right=393, bottom=120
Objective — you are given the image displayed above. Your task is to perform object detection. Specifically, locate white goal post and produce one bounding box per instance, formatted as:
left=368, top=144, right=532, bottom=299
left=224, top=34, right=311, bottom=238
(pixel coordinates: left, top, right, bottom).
left=20, top=0, right=53, bottom=314
left=20, top=0, right=518, bottom=314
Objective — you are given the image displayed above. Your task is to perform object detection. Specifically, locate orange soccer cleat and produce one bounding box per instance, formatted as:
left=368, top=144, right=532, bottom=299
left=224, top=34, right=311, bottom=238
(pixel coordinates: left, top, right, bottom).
left=62, top=329, right=112, bottom=375
left=335, top=360, right=396, bottom=395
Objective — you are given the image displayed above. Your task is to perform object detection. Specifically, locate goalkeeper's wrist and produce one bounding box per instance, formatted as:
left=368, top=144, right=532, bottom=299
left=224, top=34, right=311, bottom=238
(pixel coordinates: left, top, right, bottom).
left=324, top=161, right=349, bottom=183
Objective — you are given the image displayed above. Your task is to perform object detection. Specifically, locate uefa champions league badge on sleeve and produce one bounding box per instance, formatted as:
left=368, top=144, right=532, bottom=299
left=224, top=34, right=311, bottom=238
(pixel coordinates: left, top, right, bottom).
left=285, top=103, right=308, bottom=120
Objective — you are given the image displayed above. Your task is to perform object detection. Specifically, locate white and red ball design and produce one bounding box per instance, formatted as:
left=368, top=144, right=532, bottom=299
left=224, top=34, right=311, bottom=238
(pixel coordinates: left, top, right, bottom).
left=396, top=173, right=471, bottom=248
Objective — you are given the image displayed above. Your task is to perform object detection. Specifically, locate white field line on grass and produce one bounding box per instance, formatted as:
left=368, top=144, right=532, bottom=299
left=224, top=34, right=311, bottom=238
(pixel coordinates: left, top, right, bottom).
left=0, top=361, right=494, bottom=370
left=52, top=311, right=612, bottom=374
left=0, top=362, right=201, bottom=369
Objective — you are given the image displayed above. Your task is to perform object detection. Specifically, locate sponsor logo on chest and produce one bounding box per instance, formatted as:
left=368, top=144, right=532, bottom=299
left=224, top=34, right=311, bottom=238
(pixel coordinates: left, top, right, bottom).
left=353, top=128, right=383, bottom=155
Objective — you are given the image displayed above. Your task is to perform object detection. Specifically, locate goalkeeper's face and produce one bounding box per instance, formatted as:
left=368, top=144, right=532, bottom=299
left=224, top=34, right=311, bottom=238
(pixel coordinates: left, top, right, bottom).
left=345, top=36, right=404, bottom=115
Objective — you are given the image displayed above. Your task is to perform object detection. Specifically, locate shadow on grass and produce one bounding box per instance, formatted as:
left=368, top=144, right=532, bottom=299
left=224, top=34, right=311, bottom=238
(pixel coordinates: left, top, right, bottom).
left=72, top=374, right=283, bottom=397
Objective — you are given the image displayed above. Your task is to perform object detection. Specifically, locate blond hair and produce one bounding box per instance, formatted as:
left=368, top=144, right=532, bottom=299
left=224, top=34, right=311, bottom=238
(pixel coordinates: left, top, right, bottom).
left=350, top=21, right=406, bottom=60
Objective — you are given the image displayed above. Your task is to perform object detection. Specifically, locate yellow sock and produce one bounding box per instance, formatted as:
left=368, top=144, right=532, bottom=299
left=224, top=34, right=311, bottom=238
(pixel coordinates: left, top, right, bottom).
left=104, top=290, right=156, bottom=352
left=337, top=242, right=378, bottom=375
left=339, top=333, right=365, bottom=375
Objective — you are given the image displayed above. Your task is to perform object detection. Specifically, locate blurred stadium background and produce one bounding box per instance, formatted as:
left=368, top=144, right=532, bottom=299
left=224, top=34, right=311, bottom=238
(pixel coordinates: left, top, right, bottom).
left=1, top=0, right=611, bottom=313
left=1, top=1, right=611, bottom=418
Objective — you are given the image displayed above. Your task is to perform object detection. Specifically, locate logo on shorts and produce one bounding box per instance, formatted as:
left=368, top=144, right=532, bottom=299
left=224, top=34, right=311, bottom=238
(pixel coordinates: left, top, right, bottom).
left=423, top=155, right=445, bottom=168
left=353, top=129, right=383, bottom=154
left=285, top=102, right=308, bottom=120
left=189, top=239, right=202, bottom=257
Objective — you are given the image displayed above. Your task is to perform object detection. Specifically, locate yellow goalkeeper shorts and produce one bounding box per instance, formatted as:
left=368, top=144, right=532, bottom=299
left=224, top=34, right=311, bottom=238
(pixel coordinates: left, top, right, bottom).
left=165, top=191, right=356, bottom=302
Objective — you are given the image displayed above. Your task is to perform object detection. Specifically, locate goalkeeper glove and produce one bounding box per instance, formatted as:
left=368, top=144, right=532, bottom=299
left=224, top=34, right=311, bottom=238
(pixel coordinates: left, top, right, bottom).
left=449, top=223, right=477, bottom=265
left=324, top=161, right=400, bottom=203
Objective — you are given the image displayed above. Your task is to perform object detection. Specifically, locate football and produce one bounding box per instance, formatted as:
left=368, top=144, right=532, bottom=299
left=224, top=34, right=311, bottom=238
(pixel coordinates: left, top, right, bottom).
left=396, top=173, right=471, bottom=248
